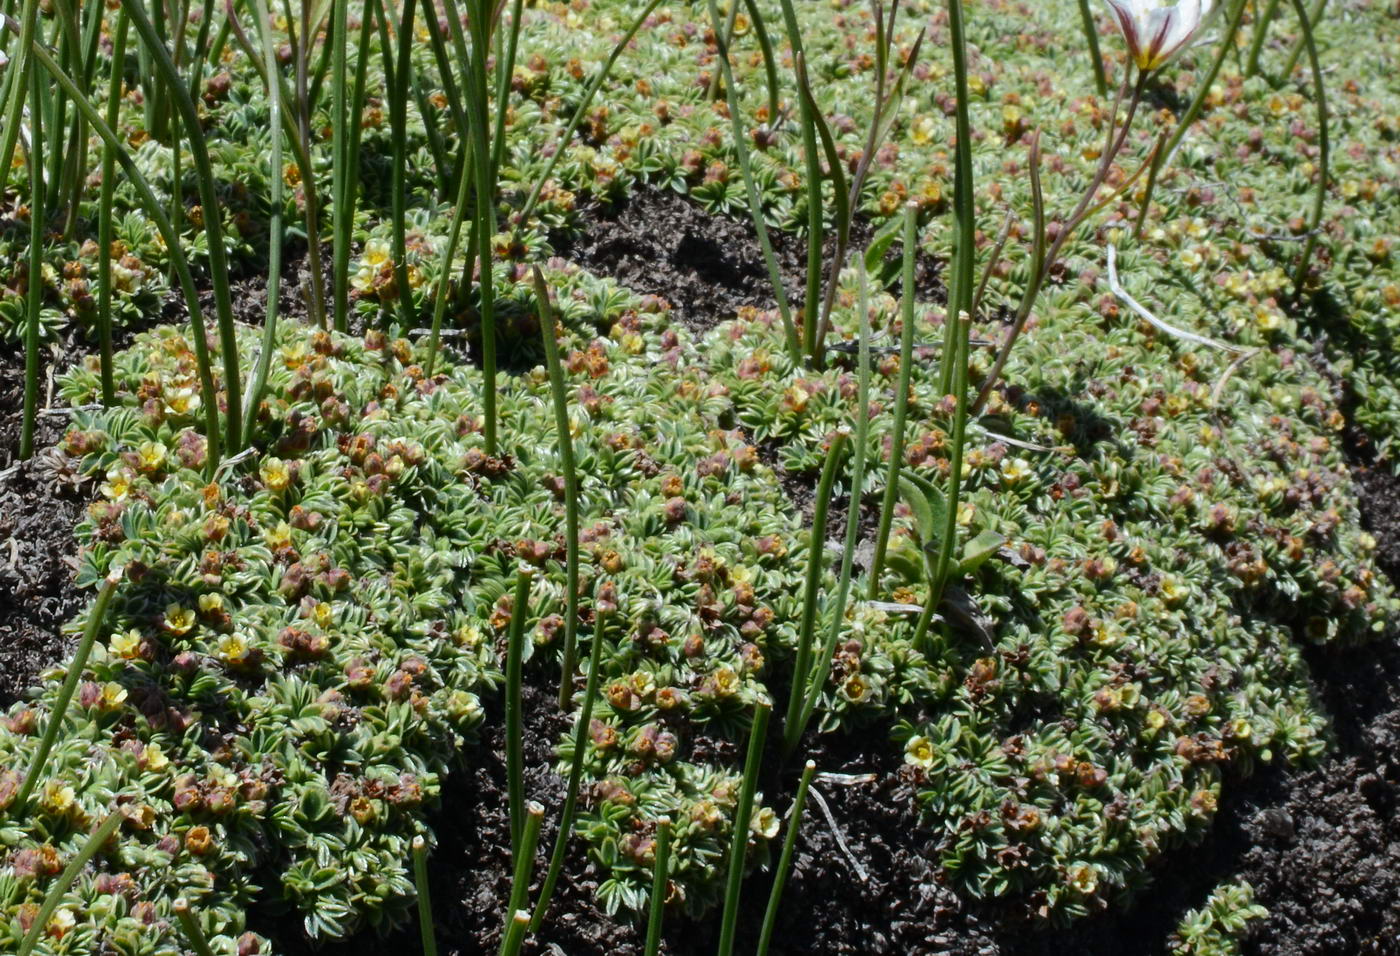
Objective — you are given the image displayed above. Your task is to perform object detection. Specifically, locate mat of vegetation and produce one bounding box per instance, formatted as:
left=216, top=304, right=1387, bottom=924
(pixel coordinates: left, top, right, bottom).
left=1, top=0, right=1398, bottom=953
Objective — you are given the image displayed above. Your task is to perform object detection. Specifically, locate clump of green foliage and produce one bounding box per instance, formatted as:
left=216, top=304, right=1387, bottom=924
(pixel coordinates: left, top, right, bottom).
left=1, top=0, right=1399, bottom=950
left=1170, top=878, right=1269, bottom=955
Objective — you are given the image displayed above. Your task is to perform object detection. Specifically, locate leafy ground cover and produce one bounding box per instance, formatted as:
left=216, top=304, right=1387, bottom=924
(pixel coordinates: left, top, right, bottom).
left=0, top=0, right=1399, bottom=953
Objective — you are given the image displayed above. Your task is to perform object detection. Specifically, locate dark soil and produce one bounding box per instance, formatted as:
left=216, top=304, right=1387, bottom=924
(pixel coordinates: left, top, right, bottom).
left=554, top=188, right=943, bottom=337
left=0, top=333, right=91, bottom=708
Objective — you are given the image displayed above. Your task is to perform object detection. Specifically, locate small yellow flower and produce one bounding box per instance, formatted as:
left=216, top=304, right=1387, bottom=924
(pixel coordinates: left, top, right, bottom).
left=1067, top=863, right=1099, bottom=895
left=110, top=629, right=143, bottom=660
left=260, top=457, right=292, bottom=492
left=782, top=383, right=810, bottom=414
left=264, top=521, right=293, bottom=549
left=314, top=601, right=334, bottom=627
left=47, top=907, right=76, bottom=939
left=904, top=735, right=936, bottom=769
left=100, top=466, right=133, bottom=501
left=217, top=633, right=253, bottom=667
left=750, top=805, right=780, bottom=840
left=42, top=781, right=76, bottom=814
left=164, top=604, right=196, bottom=635
left=100, top=682, right=128, bottom=710
left=163, top=387, right=200, bottom=417
left=362, top=238, right=392, bottom=269
left=142, top=743, right=169, bottom=771
left=910, top=114, right=936, bottom=146
left=1092, top=620, right=1121, bottom=647
left=1254, top=304, right=1282, bottom=332
left=281, top=340, right=311, bottom=370
left=1000, top=458, right=1031, bottom=484
left=136, top=440, right=167, bottom=473
left=446, top=689, right=483, bottom=721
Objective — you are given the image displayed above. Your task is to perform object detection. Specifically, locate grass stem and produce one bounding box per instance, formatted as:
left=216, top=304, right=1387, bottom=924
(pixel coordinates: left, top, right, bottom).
left=717, top=699, right=771, bottom=956
left=412, top=836, right=439, bottom=956
left=532, top=267, right=582, bottom=712
left=756, top=760, right=816, bottom=956
left=644, top=816, right=672, bottom=956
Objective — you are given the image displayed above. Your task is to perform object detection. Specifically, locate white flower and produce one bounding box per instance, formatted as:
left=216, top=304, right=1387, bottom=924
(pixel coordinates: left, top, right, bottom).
left=1103, top=0, right=1214, bottom=72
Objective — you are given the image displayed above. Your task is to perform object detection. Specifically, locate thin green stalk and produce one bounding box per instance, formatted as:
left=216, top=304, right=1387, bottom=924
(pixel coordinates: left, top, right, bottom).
left=505, top=566, right=533, bottom=856
left=207, top=9, right=232, bottom=66
left=502, top=801, right=544, bottom=951
left=0, top=0, right=40, bottom=261
left=501, top=911, right=530, bottom=956
left=809, top=8, right=925, bottom=362
left=50, top=0, right=86, bottom=238
left=1288, top=0, right=1327, bottom=294
left=644, top=817, right=672, bottom=956
left=1134, top=129, right=1169, bottom=237
left=422, top=0, right=468, bottom=143
left=512, top=0, right=664, bottom=231
left=121, top=0, right=242, bottom=452
left=922, top=310, right=971, bottom=643
left=456, top=0, right=500, bottom=454
left=412, top=836, right=438, bottom=956
left=705, top=0, right=740, bottom=101
left=413, top=66, right=454, bottom=200
left=1282, top=0, right=1326, bottom=77
left=1137, top=0, right=1250, bottom=236
left=389, top=0, right=417, bottom=329
left=1078, top=0, right=1108, bottom=96
left=532, top=267, right=582, bottom=711
left=705, top=0, right=800, bottom=362
left=242, top=0, right=284, bottom=442
left=330, top=0, right=349, bottom=329
left=26, top=28, right=224, bottom=470
left=333, top=0, right=375, bottom=334
left=224, top=1, right=328, bottom=340
left=795, top=261, right=871, bottom=740
left=775, top=0, right=823, bottom=361
left=306, top=0, right=339, bottom=107
left=781, top=428, right=849, bottom=758
left=17, top=811, right=126, bottom=956
left=288, top=0, right=328, bottom=332
left=172, top=899, right=218, bottom=956
left=15, top=568, right=121, bottom=811
left=716, top=699, right=771, bottom=956
left=149, top=0, right=169, bottom=138
left=869, top=203, right=919, bottom=597
left=184, top=0, right=218, bottom=94
left=1246, top=0, right=1282, bottom=76
left=739, top=0, right=780, bottom=125
left=166, top=0, right=185, bottom=283
left=20, top=60, right=43, bottom=462
left=490, top=0, right=525, bottom=178
left=530, top=588, right=612, bottom=932
left=42, top=6, right=70, bottom=214
left=96, top=8, right=130, bottom=407
left=970, top=69, right=1146, bottom=417
left=756, top=760, right=816, bottom=956
left=939, top=0, right=976, bottom=397
left=424, top=141, right=477, bottom=377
